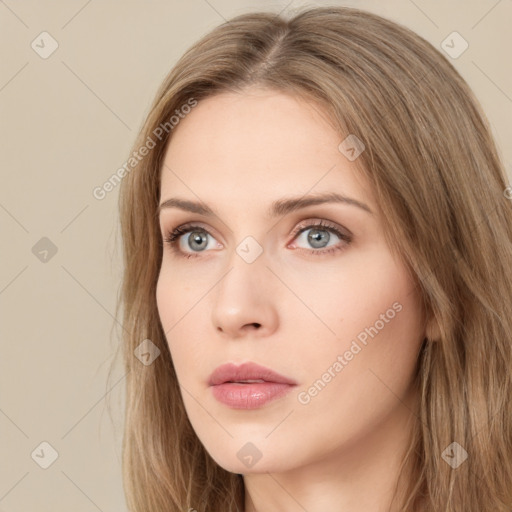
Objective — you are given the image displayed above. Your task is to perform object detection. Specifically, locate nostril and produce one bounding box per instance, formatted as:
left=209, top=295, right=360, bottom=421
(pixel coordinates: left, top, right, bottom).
left=243, top=322, right=261, bottom=329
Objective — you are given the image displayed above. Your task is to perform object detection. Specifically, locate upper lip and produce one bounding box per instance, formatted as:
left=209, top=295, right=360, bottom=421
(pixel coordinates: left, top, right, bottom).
left=208, top=362, right=297, bottom=386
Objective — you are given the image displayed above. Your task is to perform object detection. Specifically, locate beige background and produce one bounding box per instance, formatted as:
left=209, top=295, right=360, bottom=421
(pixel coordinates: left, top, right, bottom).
left=0, top=0, right=510, bottom=510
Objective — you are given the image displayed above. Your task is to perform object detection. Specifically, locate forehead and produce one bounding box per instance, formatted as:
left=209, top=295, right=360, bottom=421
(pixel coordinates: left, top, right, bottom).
left=160, top=89, right=373, bottom=210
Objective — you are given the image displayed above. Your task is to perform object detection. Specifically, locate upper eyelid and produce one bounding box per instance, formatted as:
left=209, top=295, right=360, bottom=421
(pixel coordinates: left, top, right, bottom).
left=163, top=218, right=350, bottom=242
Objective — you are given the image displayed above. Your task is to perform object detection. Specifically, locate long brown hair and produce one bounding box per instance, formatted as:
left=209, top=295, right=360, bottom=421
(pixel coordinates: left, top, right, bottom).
left=110, top=6, right=512, bottom=511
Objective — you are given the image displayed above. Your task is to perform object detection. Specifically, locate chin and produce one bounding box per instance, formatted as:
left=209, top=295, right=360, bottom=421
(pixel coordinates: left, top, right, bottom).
left=203, top=439, right=295, bottom=475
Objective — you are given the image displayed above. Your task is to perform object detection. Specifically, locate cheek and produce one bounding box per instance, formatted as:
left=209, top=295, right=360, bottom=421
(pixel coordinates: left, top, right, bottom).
left=156, top=264, right=199, bottom=329
left=287, top=249, right=418, bottom=342
left=339, top=258, right=422, bottom=361
left=291, top=251, right=423, bottom=380
left=292, top=265, right=423, bottom=440
left=155, top=268, right=207, bottom=374
left=156, top=273, right=177, bottom=332
left=155, top=271, right=188, bottom=358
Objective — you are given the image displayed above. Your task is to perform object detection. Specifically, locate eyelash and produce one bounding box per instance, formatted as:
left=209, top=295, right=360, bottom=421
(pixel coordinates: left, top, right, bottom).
left=162, top=220, right=352, bottom=259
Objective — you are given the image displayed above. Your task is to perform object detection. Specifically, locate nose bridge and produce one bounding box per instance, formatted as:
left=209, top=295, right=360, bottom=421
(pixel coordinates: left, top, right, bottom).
left=211, top=236, right=278, bottom=335
left=217, top=237, right=268, bottom=304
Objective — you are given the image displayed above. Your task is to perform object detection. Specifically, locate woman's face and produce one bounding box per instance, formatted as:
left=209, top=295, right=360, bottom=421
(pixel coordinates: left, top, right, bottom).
left=156, top=87, right=426, bottom=474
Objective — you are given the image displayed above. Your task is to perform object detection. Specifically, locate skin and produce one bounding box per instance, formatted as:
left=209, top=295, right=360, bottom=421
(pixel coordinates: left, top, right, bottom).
left=156, top=87, right=427, bottom=512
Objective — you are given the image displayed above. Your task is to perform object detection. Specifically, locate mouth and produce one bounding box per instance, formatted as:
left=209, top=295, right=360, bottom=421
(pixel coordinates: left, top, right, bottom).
left=226, top=379, right=265, bottom=383
left=208, top=362, right=297, bottom=409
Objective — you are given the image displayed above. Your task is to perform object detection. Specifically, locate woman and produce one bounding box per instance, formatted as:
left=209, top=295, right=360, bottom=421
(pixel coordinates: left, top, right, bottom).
left=114, top=6, right=512, bottom=511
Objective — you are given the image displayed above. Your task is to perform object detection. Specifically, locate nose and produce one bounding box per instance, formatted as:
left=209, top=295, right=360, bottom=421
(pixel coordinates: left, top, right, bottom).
left=211, top=250, right=279, bottom=339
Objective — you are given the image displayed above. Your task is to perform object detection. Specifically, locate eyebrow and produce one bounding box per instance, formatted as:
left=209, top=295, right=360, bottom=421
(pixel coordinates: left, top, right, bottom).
left=158, top=192, right=373, bottom=218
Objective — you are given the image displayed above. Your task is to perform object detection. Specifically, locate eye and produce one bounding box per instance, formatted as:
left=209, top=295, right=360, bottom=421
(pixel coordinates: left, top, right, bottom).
left=162, top=219, right=352, bottom=259
left=163, top=224, right=220, bottom=259
left=289, top=219, right=352, bottom=256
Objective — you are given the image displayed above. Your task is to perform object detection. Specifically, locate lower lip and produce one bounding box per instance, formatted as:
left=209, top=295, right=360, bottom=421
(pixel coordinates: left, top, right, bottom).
left=210, top=382, right=295, bottom=409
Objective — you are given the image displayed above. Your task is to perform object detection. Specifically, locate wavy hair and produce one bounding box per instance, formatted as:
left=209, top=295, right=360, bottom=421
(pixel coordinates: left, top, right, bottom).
left=111, top=6, right=512, bottom=511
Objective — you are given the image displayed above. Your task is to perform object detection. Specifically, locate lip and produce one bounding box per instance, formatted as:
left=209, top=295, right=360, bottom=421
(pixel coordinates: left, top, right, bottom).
left=208, top=362, right=297, bottom=409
